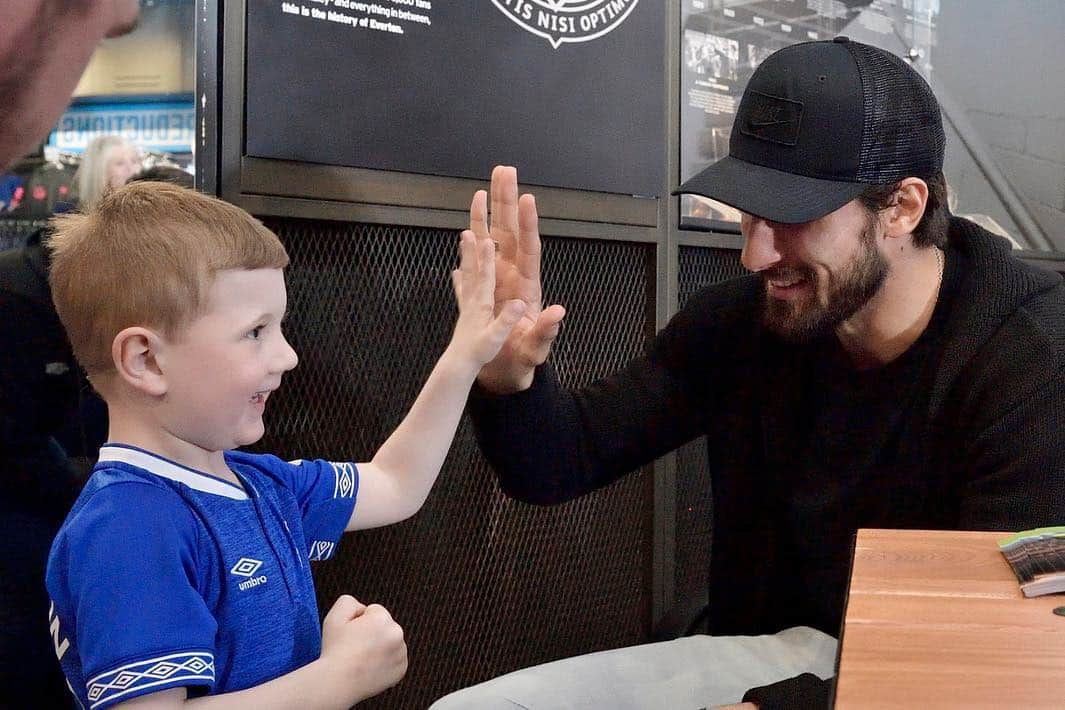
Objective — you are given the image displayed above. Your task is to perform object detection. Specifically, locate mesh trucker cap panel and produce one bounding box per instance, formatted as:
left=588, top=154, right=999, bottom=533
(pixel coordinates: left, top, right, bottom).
left=847, top=41, right=946, bottom=182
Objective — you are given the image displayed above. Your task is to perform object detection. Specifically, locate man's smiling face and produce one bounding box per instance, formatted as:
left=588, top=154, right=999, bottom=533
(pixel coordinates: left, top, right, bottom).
left=741, top=199, right=890, bottom=343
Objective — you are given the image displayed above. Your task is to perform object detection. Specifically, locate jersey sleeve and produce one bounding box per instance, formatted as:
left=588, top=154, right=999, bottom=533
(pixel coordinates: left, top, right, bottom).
left=56, top=482, right=218, bottom=708
left=237, top=453, right=358, bottom=562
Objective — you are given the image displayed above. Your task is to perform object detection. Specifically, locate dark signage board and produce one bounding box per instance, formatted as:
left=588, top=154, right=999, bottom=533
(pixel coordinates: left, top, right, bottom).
left=245, top=1, right=665, bottom=197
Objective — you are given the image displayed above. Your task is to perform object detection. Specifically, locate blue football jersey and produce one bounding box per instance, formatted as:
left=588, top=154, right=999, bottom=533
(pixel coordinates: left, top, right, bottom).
left=45, top=444, right=359, bottom=709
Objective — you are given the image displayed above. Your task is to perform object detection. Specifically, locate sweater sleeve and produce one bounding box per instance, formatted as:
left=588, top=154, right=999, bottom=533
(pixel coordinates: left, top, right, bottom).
left=742, top=673, right=831, bottom=709
left=469, top=353, right=704, bottom=504
left=469, top=282, right=751, bottom=505
left=951, top=306, right=1065, bottom=530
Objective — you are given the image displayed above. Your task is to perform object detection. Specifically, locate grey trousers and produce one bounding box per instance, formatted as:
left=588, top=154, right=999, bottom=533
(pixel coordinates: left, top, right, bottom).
left=429, top=626, right=837, bottom=710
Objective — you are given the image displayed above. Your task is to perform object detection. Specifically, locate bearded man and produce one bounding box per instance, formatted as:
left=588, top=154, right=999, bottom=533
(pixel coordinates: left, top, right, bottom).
left=433, top=37, right=1065, bottom=710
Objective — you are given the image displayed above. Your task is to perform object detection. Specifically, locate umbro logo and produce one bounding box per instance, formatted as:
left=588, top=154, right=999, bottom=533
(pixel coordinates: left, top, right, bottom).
left=231, top=557, right=268, bottom=591
left=230, top=558, right=263, bottom=576
left=309, top=540, right=335, bottom=561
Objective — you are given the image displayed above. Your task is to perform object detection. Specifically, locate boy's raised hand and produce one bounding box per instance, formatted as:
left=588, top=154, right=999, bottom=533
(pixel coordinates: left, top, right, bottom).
left=448, top=225, right=526, bottom=370
left=469, top=165, right=566, bottom=394
left=320, top=595, right=408, bottom=704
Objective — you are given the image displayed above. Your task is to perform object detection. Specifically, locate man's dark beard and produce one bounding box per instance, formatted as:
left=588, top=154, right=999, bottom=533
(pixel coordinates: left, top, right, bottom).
left=761, top=222, right=889, bottom=343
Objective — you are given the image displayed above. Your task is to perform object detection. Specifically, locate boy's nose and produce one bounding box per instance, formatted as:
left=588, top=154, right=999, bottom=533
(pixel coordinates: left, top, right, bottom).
left=276, top=336, right=299, bottom=372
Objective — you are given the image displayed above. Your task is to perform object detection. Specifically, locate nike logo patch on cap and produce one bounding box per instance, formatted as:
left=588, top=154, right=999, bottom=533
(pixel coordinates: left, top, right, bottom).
left=740, top=91, right=804, bottom=146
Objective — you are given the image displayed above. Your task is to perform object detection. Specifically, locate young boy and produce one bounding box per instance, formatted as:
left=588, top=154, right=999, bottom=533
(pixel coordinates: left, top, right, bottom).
left=44, top=181, right=526, bottom=709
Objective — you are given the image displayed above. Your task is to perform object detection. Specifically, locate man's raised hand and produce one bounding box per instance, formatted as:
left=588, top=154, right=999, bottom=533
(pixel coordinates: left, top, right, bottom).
left=469, top=165, right=566, bottom=393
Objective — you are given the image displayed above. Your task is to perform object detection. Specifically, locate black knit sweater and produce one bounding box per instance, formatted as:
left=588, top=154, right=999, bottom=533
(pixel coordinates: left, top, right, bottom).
left=470, top=218, right=1065, bottom=708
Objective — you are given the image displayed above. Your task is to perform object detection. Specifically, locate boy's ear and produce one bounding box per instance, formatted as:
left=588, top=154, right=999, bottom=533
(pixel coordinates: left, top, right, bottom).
left=112, top=327, right=168, bottom=396
left=882, top=177, right=929, bottom=240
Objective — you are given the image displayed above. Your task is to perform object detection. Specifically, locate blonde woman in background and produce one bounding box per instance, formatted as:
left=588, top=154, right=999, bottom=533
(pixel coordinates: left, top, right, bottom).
left=74, top=134, right=141, bottom=210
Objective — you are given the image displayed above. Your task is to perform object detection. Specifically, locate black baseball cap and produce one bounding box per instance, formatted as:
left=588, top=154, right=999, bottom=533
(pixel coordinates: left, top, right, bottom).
left=674, top=37, right=945, bottom=224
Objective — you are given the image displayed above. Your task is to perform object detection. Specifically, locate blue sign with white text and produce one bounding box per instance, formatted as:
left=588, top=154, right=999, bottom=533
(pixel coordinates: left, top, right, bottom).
left=48, top=100, right=195, bottom=154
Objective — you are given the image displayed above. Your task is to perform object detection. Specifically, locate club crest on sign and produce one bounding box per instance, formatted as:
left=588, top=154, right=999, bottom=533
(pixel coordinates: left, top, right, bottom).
left=491, top=0, right=641, bottom=49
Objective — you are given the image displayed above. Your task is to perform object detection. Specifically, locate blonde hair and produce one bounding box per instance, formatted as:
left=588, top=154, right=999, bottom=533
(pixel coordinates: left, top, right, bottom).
left=74, top=135, right=138, bottom=210
left=49, top=181, right=289, bottom=377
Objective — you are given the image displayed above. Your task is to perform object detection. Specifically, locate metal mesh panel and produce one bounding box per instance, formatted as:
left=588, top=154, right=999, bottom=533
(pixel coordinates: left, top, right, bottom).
left=256, top=217, right=656, bottom=709
left=673, top=245, right=746, bottom=616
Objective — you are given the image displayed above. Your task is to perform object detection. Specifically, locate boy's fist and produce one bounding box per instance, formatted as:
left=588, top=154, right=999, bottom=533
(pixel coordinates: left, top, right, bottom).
left=321, top=595, right=408, bottom=703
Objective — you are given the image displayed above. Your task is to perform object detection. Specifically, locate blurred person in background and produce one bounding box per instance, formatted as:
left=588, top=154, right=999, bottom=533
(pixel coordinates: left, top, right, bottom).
left=72, top=134, right=141, bottom=211
left=0, top=1, right=141, bottom=706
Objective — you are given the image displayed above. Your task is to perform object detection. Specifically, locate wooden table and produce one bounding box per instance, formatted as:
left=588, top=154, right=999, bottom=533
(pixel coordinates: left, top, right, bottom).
left=834, top=528, right=1065, bottom=709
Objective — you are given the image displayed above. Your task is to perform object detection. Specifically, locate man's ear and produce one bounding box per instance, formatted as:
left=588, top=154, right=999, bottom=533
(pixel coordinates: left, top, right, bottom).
left=112, top=327, right=168, bottom=396
left=883, top=177, right=929, bottom=239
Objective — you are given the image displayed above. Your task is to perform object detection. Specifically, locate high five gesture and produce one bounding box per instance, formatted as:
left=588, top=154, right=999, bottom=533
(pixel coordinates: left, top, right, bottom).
left=468, top=165, right=566, bottom=393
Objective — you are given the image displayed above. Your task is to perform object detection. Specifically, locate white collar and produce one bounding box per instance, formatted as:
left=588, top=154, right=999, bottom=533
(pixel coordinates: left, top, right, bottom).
left=98, top=445, right=249, bottom=500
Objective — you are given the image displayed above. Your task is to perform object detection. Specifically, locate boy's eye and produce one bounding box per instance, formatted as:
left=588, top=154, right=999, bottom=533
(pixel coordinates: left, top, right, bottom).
left=248, top=326, right=264, bottom=340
